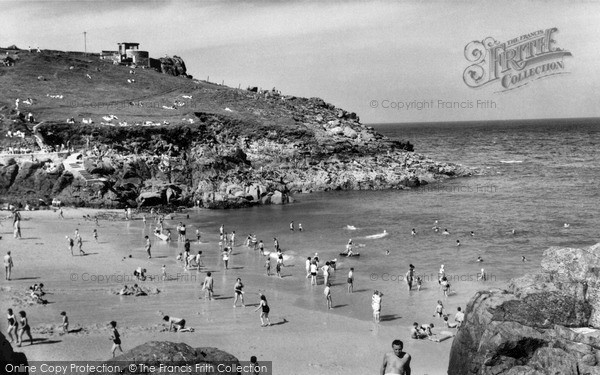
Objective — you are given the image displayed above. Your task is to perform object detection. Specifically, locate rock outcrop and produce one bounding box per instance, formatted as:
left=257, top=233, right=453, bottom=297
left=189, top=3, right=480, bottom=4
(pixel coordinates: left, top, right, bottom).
left=89, top=341, right=240, bottom=375
left=448, top=243, right=600, bottom=375
left=0, top=331, right=28, bottom=372
left=0, top=50, right=474, bottom=209
left=159, top=55, right=187, bottom=77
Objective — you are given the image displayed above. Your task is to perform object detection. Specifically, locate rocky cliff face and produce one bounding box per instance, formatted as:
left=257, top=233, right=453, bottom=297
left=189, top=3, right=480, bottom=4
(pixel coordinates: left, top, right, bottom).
left=0, top=53, right=472, bottom=209
left=448, top=243, right=600, bottom=375
left=0, top=95, right=470, bottom=209
left=0, top=331, right=28, bottom=372
left=91, top=341, right=240, bottom=375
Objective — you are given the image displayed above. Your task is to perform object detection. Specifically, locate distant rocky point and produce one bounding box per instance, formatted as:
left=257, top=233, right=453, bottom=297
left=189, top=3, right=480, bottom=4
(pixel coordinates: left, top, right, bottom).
left=0, top=48, right=472, bottom=209
left=449, top=243, right=600, bottom=375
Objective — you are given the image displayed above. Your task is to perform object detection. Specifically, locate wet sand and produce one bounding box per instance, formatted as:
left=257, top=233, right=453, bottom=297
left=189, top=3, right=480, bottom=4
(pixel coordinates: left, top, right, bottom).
left=0, top=208, right=506, bottom=374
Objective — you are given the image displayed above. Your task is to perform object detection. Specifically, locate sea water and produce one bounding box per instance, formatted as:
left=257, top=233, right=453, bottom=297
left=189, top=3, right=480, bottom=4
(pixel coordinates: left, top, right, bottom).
left=119, top=118, right=600, bottom=321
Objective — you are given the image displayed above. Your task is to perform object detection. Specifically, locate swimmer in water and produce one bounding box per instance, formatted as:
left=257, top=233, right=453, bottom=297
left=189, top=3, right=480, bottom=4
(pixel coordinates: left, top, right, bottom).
left=476, top=256, right=483, bottom=262
left=442, top=229, right=450, bottom=235
left=522, top=256, right=528, bottom=262
left=456, top=240, right=461, bottom=247
left=564, top=223, right=570, bottom=228
left=385, top=250, right=390, bottom=256
left=470, top=231, right=474, bottom=237
left=411, top=228, right=416, bottom=236
left=511, top=229, right=516, bottom=235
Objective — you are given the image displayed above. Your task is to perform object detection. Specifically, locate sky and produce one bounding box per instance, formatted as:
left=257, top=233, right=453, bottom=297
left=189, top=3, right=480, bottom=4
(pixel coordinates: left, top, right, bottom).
left=1, top=0, right=599, bottom=124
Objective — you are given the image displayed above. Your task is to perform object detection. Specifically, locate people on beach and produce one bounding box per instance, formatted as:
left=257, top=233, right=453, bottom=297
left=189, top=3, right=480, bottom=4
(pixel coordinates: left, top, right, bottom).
left=60, top=311, right=69, bottom=334
left=380, top=339, right=411, bottom=375
left=347, top=267, right=354, bottom=293
left=233, top=278, right=245, bottom=307
left=273, top=237, right=279, bottom=251
left=17, top=311, right=33, bottom=347
left=7, top=308, right=18, bottom=343
left=58, top=208, right=64, bottom=219
left=4, top=251, right=13, bottom=281
left=324, top=282, right=332, bottom=309
left=196, top=228, right=201, bottom=242
left=322, top=262, right=331, bottom=285
left=405, top=264, right=415, bottom=291
left=13, top=209, right=22, bottom=239
left=310, top=262, right=318, bottom=286
left=144, top=235, right=151, bottom=259
left=275, top=256, right=282, bottom=278
left=202, top=272, right=214, bottom=300
left=372, top=290, right=382, bottom=323
left=305, top=257, right=311, bottom=278
left=265, top=257, right=271, bottom=276
left=254, top=294, right=271, bottom=327
left=109, top=321, right=123, bottom=357
left=222, top=247, right=231, bottom=269
left=454, top=307, right=465, bottom=327
left=478, top=268, right=487, bottom=282
left=258, top=240, right=264, bottom=255
left=93, top=229, right=98, bottom=243
left=66, top=236, right=74, bottom=256
left=162, top=314, right=192, bottom=332
left=440, top=276, right=451, bottom=297
left=161, top=265, right=167, bottom=280
left=77, top=234, right=85, bottom=255
left=443, top=316, right=458, bottom=328
left=434, top=300, right=444, bottom=317
left=411, top=322, right=427, bottom=339
left=438, top=264, right=446, bottom=284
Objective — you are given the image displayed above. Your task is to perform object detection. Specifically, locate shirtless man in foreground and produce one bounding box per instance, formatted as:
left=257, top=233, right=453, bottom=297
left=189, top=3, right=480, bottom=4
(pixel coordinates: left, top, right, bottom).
left=381, top=339, right=411, bottom=375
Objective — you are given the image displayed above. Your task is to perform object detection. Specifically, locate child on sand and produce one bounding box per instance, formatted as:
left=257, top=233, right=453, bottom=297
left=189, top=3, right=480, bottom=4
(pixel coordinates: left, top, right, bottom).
left=434, top=300, right=444, bottom=318
left=60, top=311, right=69, bottom=334
left=254, top=294, right=271, bottom=327
left=109, top=321, right=123, bottom=357
left=416, top=276, right=423, bottom=291
left=324, top=283, right=332, bottom=309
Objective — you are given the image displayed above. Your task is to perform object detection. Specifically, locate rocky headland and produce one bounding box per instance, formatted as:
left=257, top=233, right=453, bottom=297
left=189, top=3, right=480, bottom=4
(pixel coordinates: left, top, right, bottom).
left=0, top=48, right=472, bottom=209
left=449, top=243, right=600, bottom=375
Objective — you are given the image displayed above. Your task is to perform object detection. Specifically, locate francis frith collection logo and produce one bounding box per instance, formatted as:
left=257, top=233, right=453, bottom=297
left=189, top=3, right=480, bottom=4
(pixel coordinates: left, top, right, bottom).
left=463, top=28, right=572, bottom=91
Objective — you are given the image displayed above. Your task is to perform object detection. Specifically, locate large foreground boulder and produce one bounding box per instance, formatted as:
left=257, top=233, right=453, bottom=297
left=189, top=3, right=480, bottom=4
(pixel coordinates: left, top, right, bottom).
left=89, top=341, right=240, bottom=375
left=448, top=243, right=600, bottom=375
left=0, top=331, right=28, bottom=371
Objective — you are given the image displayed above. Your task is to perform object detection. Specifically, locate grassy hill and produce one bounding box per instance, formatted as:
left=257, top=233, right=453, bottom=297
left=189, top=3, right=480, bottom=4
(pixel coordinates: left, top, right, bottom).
left=0, top=47, right=465, bottom=209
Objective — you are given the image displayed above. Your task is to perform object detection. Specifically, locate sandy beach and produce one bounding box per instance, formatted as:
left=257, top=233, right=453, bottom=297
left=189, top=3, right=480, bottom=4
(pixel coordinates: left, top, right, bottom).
left=0, top=207, right=507, bottom=375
